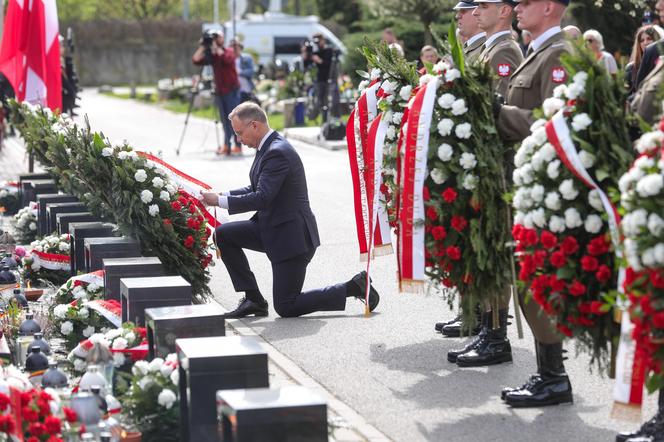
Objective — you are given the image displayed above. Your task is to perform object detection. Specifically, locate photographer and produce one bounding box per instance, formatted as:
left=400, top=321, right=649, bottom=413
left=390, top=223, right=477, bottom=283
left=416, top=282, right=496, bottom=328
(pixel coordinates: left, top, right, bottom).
left=192, top=29, right=242, bottom=155
left=306, top=33, right=340, bottom=120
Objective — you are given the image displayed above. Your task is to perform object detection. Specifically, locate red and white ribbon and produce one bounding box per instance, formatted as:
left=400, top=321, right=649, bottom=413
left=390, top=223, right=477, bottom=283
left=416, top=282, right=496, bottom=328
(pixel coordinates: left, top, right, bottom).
left=32, top=250, right=70, bottom=271
left=398, top=77, right=438, bottom=292
left=85, top=299, right=122, bottom=328
left=612, top=310, right=646, bottom=414
left=69, top=270, right=105, bottom=287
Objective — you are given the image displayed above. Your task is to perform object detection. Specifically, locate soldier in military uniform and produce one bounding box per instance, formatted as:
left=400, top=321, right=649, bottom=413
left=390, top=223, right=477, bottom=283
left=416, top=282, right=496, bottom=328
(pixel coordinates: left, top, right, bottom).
left=494, top=0, right=574, bottom=407
left=434, top=0, right=488, bottom=339
left=446, top=0, right=525, bottom=368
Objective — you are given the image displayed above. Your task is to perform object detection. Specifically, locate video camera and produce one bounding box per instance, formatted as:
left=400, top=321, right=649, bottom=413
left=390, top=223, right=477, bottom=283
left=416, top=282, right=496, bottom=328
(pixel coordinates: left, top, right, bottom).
left=202, top=29, right=220, bottom=48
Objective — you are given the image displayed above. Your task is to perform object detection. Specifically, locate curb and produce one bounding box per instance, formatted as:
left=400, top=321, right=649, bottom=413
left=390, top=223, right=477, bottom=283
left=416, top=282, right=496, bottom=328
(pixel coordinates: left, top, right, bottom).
left=283, top=127, right=347, bottom=151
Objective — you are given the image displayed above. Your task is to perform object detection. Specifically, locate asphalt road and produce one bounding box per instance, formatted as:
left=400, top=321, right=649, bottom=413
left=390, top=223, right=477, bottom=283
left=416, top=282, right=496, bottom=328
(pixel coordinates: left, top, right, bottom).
left=76, top=89, right=657, bottom=442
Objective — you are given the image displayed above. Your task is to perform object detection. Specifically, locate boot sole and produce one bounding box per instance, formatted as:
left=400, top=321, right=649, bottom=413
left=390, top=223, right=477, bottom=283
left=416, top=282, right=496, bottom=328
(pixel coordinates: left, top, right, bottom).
left=506, top=395, right=573, bottom=408
left=225, top=310, right=269, bottom=319
left=456, top=354, right=513, bottom=367
left=441, top=329, right=481, bottom=338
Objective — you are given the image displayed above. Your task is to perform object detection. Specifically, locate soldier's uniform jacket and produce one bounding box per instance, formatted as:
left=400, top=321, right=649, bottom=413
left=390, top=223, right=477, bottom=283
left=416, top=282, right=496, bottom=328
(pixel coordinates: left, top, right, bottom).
left=479, top=32, right=524, bottom=98
left=497, top=30, right=571, bottom=142
left=464, top=34, right=487, bottom=65
left=630, top=56, right=664, bottom=126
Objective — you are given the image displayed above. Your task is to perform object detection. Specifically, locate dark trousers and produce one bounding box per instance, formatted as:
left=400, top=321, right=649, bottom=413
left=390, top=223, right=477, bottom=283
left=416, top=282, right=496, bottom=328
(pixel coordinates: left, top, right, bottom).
left=215, top=89, right=240, bottom=146
left=216, top=220, right=347, bottom=317
left=316, top=81, right=340, bottom=119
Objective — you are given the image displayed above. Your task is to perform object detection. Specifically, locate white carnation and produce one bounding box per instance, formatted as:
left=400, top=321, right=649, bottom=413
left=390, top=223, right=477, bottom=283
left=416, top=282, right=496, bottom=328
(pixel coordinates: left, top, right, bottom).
left=519, top=164, right=534, bottom=185
left=78, top=307, right=89, bottom=319
left=532, top=127, right=547, bottom=145
left=514, top=148, right=529, bottom=168
left=159, top=191, right=170, bottom=201
left=635, top=131, right=664, bottom=154
left=539, top=143, right=557, bottom=162
left=29, top=222, right=37, bottom=231
left=655, top=243, right=664, bottom=265
left=148, top=358, right=164, bottom=373
left=571, top=113, right=592, bottom=132
left=455, top=123, right=472, bottom=139
left=559, top=179, right=579, bottom=200
left=553, top=84, right=567, bottom=99
left=531, top=208, right=547, bottom=228
left=160, top=363, right=175, bottom=378
left=543, top=97, right=565, bottom=118
left=549, top=215, right=566, bottom=233
left=565, top=82, right=584, bottom=100
left=54, top=304, right=69, bottom=319
left=101, top=148, right=113, bottom=157
left=380, top=79, right=396, bottom=94
left=419, top=74, right=435, bottom=86
left=564, top=207, right=583, bottom=229
left=399, top=86, right=412, bottom=101
left=588, top=190, right=604, bottom=212
left=112, top=337, right=128, bottom=350
left=529, top=119, right=547, bottom=133
left=134, top=169, right=147, bottom=183
left=358, top=80, right=369, bottom=91
left=140, top=190, right=153, bottom=204
left=148, top=204, right=159, bottom=217
left=579, top=150, right=596, bottom=169
left=459, top=152, right=477, bottom=170
left=118, top=151, right=128, bottom=160
left=451, top=99, right=468, bottom=116
left=437, top=119, right=454, bottom=136
left=544, top=192, right=561, bottom=210
left=152, top=177, right=164, bottom=188
left=642, top=247, right=657, bottom=267
left=573, top=71, right=588, bottom=85
left=132, top=360, right=149, bottom=376
left=392, top=112, right=404, bottom=125
left=514, top=211, right=526, bottom=225
left=437, top=93, right=456, bottom=109
left=445, top=68, right=461, bottom=82
left=386, top=125, right=397, bottom=140
left=157, top=389, right=177, bottom=409
left=584, top=214, right=603, bottom=233
left=648, top=213, right=664, bottom=236
left=437, top=143, right=454, bottom=161
left=60, top=321, right=74, bottom=335
left=138, top=376, right=154, bottom=391
left=370, top=68, right=381, bottom=80
left=636, top=174, right=663, bottom=197
left=170, top=369, right=179, bottom=386
left=113, top=353, right=126, bottom=367
left=530, top=185, right=545, bottom=203
left=430, top=169, right=447, bottom=185
left=82, top=325, right=95, bottom=338
left=462, top=174, right=478, bottom=191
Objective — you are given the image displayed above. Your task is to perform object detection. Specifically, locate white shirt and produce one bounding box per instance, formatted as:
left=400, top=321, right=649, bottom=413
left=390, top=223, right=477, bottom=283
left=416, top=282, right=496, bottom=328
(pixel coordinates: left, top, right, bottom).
left=529, top=26, right=562, bottom=54
left=465, top=32, right=486, bottom=48
left=484, top=30, right=512, bottom=50
left=218, top=128, right=275, bottom=208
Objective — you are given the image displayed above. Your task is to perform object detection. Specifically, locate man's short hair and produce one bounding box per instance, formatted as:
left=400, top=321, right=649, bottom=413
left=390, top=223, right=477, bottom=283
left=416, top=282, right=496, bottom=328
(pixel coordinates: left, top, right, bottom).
left=420, top=45, right=438, bottom=56
left=313, top=32, right=325, bottom=41
left=229, top=102, right=268, bottom=124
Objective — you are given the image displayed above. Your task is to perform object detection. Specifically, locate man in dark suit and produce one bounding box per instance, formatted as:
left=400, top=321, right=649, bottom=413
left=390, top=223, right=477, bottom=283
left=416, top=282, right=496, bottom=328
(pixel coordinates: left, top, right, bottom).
left=201, top=102, right=379, bottom=318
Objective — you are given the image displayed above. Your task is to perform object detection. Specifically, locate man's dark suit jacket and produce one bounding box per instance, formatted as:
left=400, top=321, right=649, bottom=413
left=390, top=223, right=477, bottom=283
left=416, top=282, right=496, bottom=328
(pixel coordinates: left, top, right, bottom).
left=226, top=131, right=321, bottom=263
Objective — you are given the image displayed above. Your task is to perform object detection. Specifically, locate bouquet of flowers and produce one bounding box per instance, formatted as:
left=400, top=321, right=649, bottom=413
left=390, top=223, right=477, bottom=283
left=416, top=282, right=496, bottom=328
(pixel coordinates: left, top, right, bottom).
left=104, top=323, right=147, bottom=368
left=121, top=355, right=179, bottom=442
left=12, top=204, right=38, bottom=244
left=620, top=126, right=664, bottom=392
left=53, top=298, right=114, bottom=352
left=21, top=233, right=71, bottom=286
left=511, top=47, right=633, bottom=366
left=48, top=271, right=104, bottom=307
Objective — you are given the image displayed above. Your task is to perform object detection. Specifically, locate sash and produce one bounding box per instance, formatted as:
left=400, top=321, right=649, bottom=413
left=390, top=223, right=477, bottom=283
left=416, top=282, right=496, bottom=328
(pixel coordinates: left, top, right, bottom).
left=32, top=250, right=70, bottom=271
left=85, top=299, right=122, bottom=328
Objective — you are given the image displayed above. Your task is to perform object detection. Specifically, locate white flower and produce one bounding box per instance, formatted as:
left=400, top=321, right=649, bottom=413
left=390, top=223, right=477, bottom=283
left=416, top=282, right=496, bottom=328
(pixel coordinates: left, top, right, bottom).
left=399, top=86, right=412, bottom=101
left=451, top=99, right=468, bottom=116
left=462, top=174, right=478, bottom=190
left=512, top=187, right=533, bottom=210
left=148, top=204, right=159, bottom=217
left=553, top=84, right=568, bottom=99
left=648, top=213, right=664, bottom=236
left=530, top=149, right=547, bottom=171
left=152, top=177, right=164, bottom=189
left=54, top=304, right=69, bottom=319
left=165, top=353, right=178, bottom=364
left=455, top=123, right=472, bottom=139
left=655, top=243, right=664, bottom=265
left=532, top=127, right=547, bottom=145
left=420, top=74, right=436, bottom=87
left=138, top=376, right=155, bottom=391
left=571, top=113, right=592, bottom=132
left=134, top=169, right=147, bottom=183
left=29, top=222, right=37, bottom=231
left=523, top=212, right=535, bottom=229
left=519, top=164, right=534, bottom=185
left=112, top=337, right=128, bottom=350
left=642, top=247, right=657, bottom=267
left=445, top=68, right=461, bottom=82
left=148, top=358, right=164, bottom=373
left=128, top=151, right=139, bottom=161
left=158, top=389, right=177, bottom=409
left=140, top=190, right=153, bottom=204
left=565, top=82, right=585, bottom=100
left=370, top=68, right=381, bottom=80
left=380, top=79, right=396, bottom=94
left=437, top=119, right=454, bottom=136
left=531, top=208, right=547, bottom=228
left=539, top=143, right=557, bottom=162
left=635, top=131, right=663, bottom=154
left=433, top=60, right=451, bottom=75
left=78, top=307, right=89, bottom=319
left=170, top=369, right=179, bottom=386
left=578, top=150, right=596, bottom=169
left=584, top=214, right=603, bottom=233
left=388, top=113, right=402, bottom=126
left=113, top=353, right=126, bottom=367
left=622, top=209, right=648, bottom=237
left=514, top=148, right=530, bottom=168
left=102, top=148, right=113, bottom=157
left=125, top=332, right=136, bottom=343
left=60, top=321, right=74, bottom=335
left=386, top=125, right=396, bottom=140
left=430, top=169, right=447, bottom=185
left=635, top=156, right=655, bottom=170
left=58, top=242, right=70, bottom=252
left=118, top=151, right=129, bottom=160
left=636, top=174, right=663, bottom=197
left=543, top=97, right=565, bottom=118
left=437, top=93, right=456, bottom=109
left=514, top=211, right=526, bottom=225
left=384, top=95, right=394, bottom=104
left=73, top=359, right=87, bottom=372
left=358, top=80, right=369, bottom=91
left=105, top=328, right=122, bottom=340
left=530, top=185, right=545, bottom=203
left=157, top=191, right=170, bottom=202
left=437, top=143, right=454, bottom=162
left=559, top=179, right=579, bottom=200
left=72, top=285, right=85, bottom=299
left=530, top=119, right=547, bottom=133
left=132, top=360, right=149, bottom=376
left=564, top=207, right=583, bottom=229
left=588, top=190, right=604, bottom=212
left=82, top=325, right=95, bottom=338
left=459, top=152, right=477, bottom=170
left=549, top=215, right=566, bottom=233
left=573, top=71, right=588, bottom=86
left=160, top=363, right=174, bottom=377
left=545, top=191, right=561, bottom=210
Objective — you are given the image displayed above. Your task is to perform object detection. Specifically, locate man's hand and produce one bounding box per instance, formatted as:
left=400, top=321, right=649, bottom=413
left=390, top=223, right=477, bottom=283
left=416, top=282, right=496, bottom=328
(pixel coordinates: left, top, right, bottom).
left=200, top=191, right=221, bottom=206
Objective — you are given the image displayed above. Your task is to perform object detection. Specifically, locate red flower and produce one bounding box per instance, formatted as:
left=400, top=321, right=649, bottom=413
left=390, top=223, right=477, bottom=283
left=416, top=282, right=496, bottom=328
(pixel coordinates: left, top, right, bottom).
left=595, top=265, right=612, bottom=283
left=431, top=226, right=447, bottom=241
left=540, top=231, right=558, bottom=249
left=20, top=391, right=33, bottom=406
left=39, top=391, right=52, bottom=402
left=47, top=437, right=63, bottom=442
left=426, top=207, right=438, bottom=221
left=442, top=278, right=455, bottom=288
left=556, top=323, right=573, bottom=337
left=44, top=416, right=61, bottom=435
left=22, top=406, right=39, bottom=422
left=641, top=296, right=654, bottom=315
left=590, top=301, right=606, bottom=315
left=512, top=224, right=524, bottom=239
left=184, top=235, right=195, bottom=249
left=451, top=216, right=468, bottom=232
left=442, top=188, right=457, bottom=203
left=534, top=250, right=547, bottom=267
left=650, top=270, right=664, bottom=289
left=163, top=218, right=172, bottom=227
left=63, top=407, right=77, bottom=424
left=550, top=251, right=567, bottom=268
left=652, top=311, right=664, bottom=329
left=524, top=229, right=538, bottom=247
left=28, top=422, right=46, bottom=437
left=178, top=195, right=188, bottom=205
left=446, top=246, right=461, bottom=261
left=0, top=392, right=9, bottom=412
left=422, top=187, right=430, bottom=201
left=561, top=236, right=579, bottom=255
left=548, top=275, right=566, bottom=293
left=0, top=415, right=15, bottom=433
left=136, top=327, right=147, bottom=338
left=26, top=437, right=39, bottom=442
left=569, top=280, right=586, bottom=297
left=188, top=203, right=197, bottom=214
left=580, top=256, right=598, bottom=272
left=171, top=201, right=182, bottom=211
left=587, top=235, right=610, bottom=256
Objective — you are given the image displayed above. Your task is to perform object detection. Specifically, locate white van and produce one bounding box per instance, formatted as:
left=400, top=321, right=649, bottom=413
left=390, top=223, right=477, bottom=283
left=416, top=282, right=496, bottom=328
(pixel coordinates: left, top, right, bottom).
left=222, top=12, right=346, bottom=67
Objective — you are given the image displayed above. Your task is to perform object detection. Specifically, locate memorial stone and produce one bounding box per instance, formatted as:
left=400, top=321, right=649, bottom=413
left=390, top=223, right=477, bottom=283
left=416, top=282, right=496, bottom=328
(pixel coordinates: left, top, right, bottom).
left=120, top=275, right=191, bottom=325
left=36, top=194, right=78, bottom=235
left=69, top=223, right=116, bottom=275
left=84, top=237, right=140, bottom=273
left=103, top=257, right=165, bottom=301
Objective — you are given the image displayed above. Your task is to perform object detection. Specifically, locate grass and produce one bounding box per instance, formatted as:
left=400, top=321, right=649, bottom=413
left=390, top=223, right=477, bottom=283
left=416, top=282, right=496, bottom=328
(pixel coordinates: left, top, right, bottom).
left=100, top=90, right=348, bottom=131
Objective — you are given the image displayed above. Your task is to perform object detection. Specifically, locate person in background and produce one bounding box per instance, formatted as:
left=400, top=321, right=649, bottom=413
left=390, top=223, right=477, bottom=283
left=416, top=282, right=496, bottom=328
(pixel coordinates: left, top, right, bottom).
left=635, top=0, right=664, bottom=89
left=519, top=29, right=532, bottom=56
left=563, top=25, right=582, bottom=39
left=583, top=29, right=618, bottom=75
left=626, top=25, right=663, bottom=93
left=382, top=28, right=405, bottom=56
left=232, top=39, right=256, bottom=106
left=417, top=45, right=440, bottom=74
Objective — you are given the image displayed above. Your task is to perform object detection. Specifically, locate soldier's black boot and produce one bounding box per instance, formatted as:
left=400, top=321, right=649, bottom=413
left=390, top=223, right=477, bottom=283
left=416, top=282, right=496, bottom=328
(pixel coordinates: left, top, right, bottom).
left=447, top=311, right=490, bottom=363
left=504, top=342, right=573, bottom=407
left=435, top=313, right=461, bottom=333
left=456, top=309, right=513, bottom=367
left=616, top=390, right=664, bottom=442
left=441, top=303, right=482, bottom=337
left=501, top=339, right=541, bottom=400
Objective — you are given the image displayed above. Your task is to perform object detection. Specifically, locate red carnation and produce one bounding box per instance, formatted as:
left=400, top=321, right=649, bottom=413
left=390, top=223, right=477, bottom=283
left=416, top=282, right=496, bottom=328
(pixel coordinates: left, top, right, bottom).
left=22, top=406, right=39, bottom=422
left=47, top=437, right=63, bottom=442
left=188, top=203, right=197, bottom=214
left=171, top=201, right=182, bottom=211
left=431, top=226, right=447, bottom=241
left=0, top=415, right=15, bottom=433
left=595, top=265, right=612, bottom=283
left=641, top=296, right=654, bottom=315
left=451, top=216, right=468, bottom=232
left=534, top=250, right=547, bottom=267
left=652, top=311, right=664, bottom=329
left=163, top=218, right=172, bottom=227
left=178, top=195, right=187, bottom=205
left=523, top=229, right=538, bottom=247
left=442, top=278, right=455, bottom=288
left=550, top=251, right=567, bottom=268
left=28, top=422, right=46, bottom=437
left=590, top=301, right=606, bottom=315
left=446, top=246, right=461, bottom=261
left=44, top=416, right=61, bottom=435
left=561, top=236, right=579, bottom=255
left=381, top=183, right=390, bottom=196
left=581, top=256, right=599, bottom=272
left=0, top=392, right=9, bottom=412
left=587, top=235, right=610, bottom=256
left=20, top=391, right=33, bottom=406
left=426, top=207, right=438, bottom=221
left=184, top=235, right=195, bottom=249
left=442, top=188, right=457, bottom=203
left=650, top=270, right=664, bottom=289
left=556, top=323, right=573, bottom=337
left=540, top=231, right=558, bottom=249
left=569, top=280, right=586, bottom=297
left=512, top=224, right=524, bottom=239
left=63, top=407, right=77, bottom=424
left=548, top=275, right=566, bottom=293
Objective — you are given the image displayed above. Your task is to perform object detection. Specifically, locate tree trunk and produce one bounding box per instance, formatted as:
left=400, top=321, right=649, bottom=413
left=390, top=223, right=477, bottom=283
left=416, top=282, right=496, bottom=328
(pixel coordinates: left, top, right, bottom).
left=422, top=21, right=433, bottom=46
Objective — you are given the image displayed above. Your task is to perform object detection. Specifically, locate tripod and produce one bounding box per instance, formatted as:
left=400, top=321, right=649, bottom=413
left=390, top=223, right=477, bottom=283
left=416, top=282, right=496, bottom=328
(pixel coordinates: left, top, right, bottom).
left=320, top=50, right=345, bottom=141
left=176, top=46, right=222, bottom=156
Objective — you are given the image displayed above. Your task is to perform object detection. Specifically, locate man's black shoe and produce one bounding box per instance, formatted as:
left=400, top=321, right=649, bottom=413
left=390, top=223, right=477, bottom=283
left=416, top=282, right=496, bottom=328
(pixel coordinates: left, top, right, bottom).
left=441, top=318, right=482, bottom=337
left=501, top=374, right=541, bottom=401
left=447, top=334, right=484, bottom=363
left=503, top=373, right=573, bottom=407
left=617, top=410, right=664, bottom=442
left=224, top=297, right=269, bottom=319
left=349, top=271, right=380, bottom=312
left=435, top=314, right=461, bottom=333
left=456, top=336, right=513, bottom=367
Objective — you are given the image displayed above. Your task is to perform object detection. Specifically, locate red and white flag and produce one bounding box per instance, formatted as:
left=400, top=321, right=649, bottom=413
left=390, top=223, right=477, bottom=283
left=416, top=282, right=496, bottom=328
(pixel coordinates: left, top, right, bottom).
left=0, top=0, right=62, bottom=110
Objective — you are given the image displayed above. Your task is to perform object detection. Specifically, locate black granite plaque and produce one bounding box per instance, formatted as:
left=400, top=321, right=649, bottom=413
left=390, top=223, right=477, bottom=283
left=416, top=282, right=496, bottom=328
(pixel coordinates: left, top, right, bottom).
left=176, top=336, right=270, bottom=442
left=69, top=222, right=116, bottom=275
left=45, top=202, right=87, bottom=235
left=84, top=237, right=140, bottom=273
left=145, top=303, right=226, bottom=358
left=216, top=386, right=327, bottom=442
left=57, top=212, right=99, bottom=235
left=103, top=257, right=165, bottom=301
left=36, top=194, right=78, bottom=236
left=22, top=179, right=57, bottom=207
left=120, top=275, right=191, bottom=325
